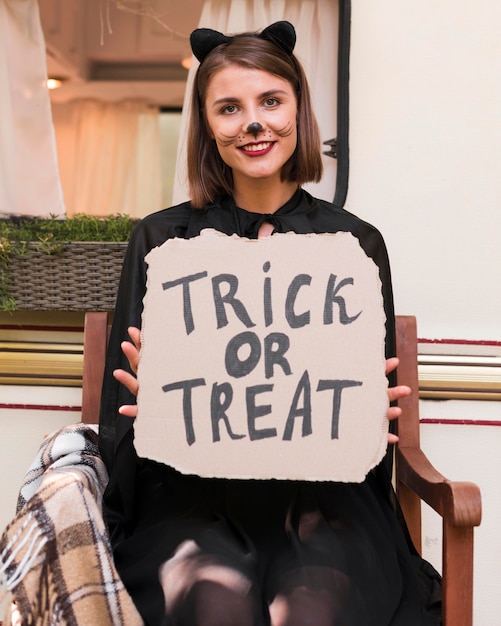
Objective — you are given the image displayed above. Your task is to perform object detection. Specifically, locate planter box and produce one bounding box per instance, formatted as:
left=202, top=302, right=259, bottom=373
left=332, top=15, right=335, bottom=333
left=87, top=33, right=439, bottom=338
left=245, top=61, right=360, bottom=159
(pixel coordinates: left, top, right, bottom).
left=6, top=242, right=127, bottom=311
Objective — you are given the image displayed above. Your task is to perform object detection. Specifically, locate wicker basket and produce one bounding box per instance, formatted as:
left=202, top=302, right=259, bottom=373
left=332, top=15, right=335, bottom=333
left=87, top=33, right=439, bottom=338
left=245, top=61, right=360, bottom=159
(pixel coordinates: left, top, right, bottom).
left=6, top=242, right=127, bottom=311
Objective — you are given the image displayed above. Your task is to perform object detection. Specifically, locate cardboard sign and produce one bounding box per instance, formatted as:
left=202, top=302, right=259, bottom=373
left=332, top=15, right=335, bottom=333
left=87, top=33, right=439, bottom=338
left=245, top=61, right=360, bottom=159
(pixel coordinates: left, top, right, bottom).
left=135, top=230, right=388, bottom=482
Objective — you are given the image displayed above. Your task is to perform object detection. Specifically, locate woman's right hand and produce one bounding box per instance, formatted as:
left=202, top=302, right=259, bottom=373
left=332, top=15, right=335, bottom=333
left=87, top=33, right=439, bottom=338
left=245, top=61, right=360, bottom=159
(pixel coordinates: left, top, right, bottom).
left=113, top=326, right=141, bottom=419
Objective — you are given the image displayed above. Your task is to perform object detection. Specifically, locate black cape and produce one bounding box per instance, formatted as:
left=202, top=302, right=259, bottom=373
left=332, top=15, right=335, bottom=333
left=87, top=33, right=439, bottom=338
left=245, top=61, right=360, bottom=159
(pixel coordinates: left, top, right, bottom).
left=98, top=188, right=441, bottom=624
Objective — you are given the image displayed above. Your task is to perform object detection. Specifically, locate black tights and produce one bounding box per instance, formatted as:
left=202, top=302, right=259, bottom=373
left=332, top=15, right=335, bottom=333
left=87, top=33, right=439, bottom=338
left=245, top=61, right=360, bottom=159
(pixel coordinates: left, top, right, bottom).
left=159, top=539, right=350, bottom=626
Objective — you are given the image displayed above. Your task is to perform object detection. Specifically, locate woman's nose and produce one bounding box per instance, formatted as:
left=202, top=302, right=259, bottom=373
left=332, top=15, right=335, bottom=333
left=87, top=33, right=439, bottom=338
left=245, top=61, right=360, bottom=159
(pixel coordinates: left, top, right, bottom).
left=245, top=121, right=264, bottom=139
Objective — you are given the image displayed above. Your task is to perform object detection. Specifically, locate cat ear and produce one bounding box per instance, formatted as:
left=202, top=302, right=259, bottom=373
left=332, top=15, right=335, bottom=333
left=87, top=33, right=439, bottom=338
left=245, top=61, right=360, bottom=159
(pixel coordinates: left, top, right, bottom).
left=259, top=21, right=296, bottom=56
left=190, top=28, right=231, bottom=64
left=190, top=21, right=297, bottom=65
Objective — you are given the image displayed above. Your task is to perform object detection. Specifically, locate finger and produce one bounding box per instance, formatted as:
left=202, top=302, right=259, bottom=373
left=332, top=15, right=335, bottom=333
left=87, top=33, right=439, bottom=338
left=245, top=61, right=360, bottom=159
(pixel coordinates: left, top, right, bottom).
left=388, top=384, right=411, bottom=404
left=385, top=357, right=399, bottom=376
left=387, top=433, right=399, bottom=444
left=127, top=326, right=142, bottom=351
left=113, top=368, right=139, bottom=396
left=118, top=404, right=138, bottom=419
left=387, top=405, right=402, bottom=422
left=121, top=340, right=140, bottom=374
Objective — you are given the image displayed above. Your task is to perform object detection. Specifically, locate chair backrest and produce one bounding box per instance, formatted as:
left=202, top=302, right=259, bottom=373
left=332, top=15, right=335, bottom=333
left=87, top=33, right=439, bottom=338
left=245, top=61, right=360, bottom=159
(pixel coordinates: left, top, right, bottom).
left=81, top=312, right=110, bottom=424
left=80, top=313, right=424, bottom=539
left=393, top=315, right=423, bottom=551
left=80, top=313, right=425, bottom=548
left=394, top=316, right=420, bottom=447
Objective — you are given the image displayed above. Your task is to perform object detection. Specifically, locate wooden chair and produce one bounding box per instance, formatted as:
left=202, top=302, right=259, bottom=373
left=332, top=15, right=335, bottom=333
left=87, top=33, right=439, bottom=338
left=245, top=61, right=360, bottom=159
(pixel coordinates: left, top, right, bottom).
left=81, top=311, right=111, bottom=425
left=394, top=316, right=481, bottom=626
left=81, top=312, right=482, bottom=626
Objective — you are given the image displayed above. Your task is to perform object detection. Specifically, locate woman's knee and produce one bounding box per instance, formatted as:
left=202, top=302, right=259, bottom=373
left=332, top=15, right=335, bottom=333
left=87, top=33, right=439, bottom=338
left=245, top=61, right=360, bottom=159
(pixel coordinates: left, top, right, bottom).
left=268, top=566, right=351, bottom=626
left=184, top=578, right=258, bottom=626
left=160, top=540, right=261, bottom=626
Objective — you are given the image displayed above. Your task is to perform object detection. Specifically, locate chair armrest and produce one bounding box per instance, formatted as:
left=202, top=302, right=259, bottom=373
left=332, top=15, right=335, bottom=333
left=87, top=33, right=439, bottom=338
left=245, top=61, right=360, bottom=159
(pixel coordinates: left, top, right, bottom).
left=397, top=446, right=482, bottom=527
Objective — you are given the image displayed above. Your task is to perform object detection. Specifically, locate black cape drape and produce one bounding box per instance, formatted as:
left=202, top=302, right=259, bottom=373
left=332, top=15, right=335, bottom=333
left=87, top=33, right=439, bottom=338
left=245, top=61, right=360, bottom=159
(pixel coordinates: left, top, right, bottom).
left=98, top=188, right=441, bottom=624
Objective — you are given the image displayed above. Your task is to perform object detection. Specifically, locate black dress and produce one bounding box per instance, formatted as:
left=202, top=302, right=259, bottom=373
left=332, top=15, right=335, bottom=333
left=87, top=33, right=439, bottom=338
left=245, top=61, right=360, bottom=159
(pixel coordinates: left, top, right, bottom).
left=98, top=189, right=441, bottom=625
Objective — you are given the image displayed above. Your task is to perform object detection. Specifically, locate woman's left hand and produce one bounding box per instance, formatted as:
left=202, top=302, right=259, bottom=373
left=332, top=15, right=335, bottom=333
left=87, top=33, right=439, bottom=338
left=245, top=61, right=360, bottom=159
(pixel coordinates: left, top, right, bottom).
left=385, top=357, right=411, bottom=444
left=113, top=326, right=141, bottom=418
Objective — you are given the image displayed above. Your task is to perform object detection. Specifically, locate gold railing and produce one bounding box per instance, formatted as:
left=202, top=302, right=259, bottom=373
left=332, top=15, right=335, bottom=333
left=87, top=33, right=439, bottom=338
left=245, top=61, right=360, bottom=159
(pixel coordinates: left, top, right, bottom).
left=1, top=313, right=500, bottom=399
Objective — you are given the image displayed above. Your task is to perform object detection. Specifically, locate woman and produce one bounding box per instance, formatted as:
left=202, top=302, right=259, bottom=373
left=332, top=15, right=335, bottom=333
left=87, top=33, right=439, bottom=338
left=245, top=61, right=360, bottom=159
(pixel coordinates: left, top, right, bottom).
left=99, top=21, right=441, bottom=625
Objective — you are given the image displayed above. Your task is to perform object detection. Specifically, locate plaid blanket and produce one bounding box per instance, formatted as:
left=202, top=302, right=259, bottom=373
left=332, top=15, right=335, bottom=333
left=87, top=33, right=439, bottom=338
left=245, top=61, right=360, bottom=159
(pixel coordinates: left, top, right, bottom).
left=0, top=424, right=143, bottom=626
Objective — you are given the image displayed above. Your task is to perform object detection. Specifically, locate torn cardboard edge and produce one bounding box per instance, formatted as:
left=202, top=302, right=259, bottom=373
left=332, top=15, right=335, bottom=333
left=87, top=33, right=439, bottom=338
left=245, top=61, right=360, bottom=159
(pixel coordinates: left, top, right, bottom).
left=135, top=229, right=388, bottom=482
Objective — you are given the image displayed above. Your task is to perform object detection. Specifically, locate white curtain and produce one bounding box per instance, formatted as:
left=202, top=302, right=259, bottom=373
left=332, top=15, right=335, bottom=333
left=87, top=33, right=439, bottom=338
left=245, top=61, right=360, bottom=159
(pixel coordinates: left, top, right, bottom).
left=173, top=0, right=339, bottom=205
left=52, top=100, right=162, bottom=218
left=0, top=0, right=65, bottom=216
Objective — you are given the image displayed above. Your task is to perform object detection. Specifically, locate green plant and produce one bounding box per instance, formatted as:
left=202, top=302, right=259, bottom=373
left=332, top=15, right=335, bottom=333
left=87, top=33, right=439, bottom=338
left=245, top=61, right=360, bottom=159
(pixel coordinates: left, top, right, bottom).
left=0, top=213, right=137, bottom=311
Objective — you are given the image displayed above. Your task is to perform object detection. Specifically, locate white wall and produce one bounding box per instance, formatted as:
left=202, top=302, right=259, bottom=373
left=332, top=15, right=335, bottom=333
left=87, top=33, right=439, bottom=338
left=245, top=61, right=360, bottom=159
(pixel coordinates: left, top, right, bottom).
left=419, top=399, right=501, bottom=626
left=347, top=0, right=501, bottom=342
left=0, top=387, right=81, bottom=533
left=347, top=2, right=501, bottom=624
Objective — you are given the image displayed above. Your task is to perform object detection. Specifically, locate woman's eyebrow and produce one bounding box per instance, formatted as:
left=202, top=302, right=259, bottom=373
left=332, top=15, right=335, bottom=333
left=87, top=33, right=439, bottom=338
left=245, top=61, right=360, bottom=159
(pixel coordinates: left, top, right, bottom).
left=260, top=89, right=289, bottom=99
left=212, top=96, right=241, bottom=106
left=212, top=89, right=290, bottom=107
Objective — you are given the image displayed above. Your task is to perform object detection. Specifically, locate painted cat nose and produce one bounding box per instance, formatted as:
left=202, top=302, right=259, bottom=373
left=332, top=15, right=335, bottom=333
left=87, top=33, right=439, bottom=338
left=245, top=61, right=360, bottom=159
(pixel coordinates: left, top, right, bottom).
left=246, top=122, right=264, bottom=138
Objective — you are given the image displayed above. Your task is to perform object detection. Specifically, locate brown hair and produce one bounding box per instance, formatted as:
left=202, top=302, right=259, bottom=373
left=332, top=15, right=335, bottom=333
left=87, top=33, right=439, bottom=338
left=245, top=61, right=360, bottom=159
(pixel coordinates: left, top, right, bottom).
left=187, top=34, right=323, bottom=208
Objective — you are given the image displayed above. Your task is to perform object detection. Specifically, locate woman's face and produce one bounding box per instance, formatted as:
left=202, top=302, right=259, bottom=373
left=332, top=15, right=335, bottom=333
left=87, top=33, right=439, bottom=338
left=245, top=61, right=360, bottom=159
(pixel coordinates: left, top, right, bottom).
left=204, top=64, right=298, bottom=188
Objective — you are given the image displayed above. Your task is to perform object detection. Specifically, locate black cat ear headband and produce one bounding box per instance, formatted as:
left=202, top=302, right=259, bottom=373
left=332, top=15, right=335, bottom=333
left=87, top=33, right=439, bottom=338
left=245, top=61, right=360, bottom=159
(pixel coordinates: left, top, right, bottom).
left=190, top=20, right=296, bottom=65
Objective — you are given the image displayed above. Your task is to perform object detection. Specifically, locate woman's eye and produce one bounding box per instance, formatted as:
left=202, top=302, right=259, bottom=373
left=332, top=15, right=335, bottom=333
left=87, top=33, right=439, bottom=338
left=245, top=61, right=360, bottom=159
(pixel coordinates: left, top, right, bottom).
left=264, top=97, right=279, bottom=107
left=222, top=104, right=237, bottom=114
